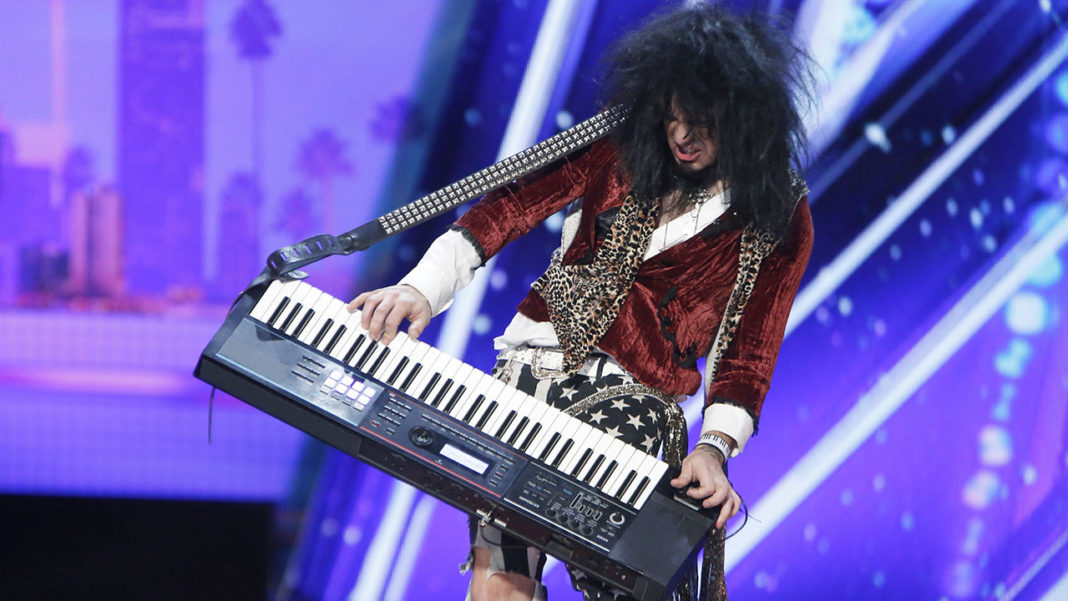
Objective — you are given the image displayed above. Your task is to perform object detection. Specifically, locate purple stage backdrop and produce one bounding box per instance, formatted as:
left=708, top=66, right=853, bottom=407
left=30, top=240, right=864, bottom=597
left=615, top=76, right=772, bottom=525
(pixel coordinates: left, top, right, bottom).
left=2, top=1, right=1067, bottom=600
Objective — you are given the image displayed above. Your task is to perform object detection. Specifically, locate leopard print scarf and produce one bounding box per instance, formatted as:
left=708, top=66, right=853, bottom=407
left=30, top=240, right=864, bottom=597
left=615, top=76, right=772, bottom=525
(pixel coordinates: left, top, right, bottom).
left=531, top=194, right=658, bottom=374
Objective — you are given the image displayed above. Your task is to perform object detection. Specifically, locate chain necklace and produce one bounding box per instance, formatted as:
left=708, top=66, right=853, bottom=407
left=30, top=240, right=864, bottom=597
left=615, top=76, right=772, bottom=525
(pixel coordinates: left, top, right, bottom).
left=661, top=186, right=716, bottom=249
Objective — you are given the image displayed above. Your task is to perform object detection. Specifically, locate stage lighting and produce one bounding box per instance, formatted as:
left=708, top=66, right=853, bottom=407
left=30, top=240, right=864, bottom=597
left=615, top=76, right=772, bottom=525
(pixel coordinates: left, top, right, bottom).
left=1026, top=254, right=1063, bottom=287
left=1034, top=158, right=1068, bottom=196
left=1055, top=69, right=1068, bottom=107
left=979, top=425, right=1013, bottom=467
left=994, top=338, right=1032, bottom=378
left=1004, top=291, right=1051, bottom=334
left=1043, top=113, right=1068, bottom=153
left=962, top=471, right=1000, bottom=509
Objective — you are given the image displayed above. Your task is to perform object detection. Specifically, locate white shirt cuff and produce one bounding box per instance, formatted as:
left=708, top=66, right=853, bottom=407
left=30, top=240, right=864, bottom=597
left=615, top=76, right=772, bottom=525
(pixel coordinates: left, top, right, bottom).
left=701, top=403, right=755, bottom=456
left=397, top=229, right=482, bottom=316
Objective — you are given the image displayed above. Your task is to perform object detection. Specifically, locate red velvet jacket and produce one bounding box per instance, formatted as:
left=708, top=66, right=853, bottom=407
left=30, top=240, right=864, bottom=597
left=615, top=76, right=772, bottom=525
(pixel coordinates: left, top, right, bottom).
left=454, top=139, right=812, bottom=424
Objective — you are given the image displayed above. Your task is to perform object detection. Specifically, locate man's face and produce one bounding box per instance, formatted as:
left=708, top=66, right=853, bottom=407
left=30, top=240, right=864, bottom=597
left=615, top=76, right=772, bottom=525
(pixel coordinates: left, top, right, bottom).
left=664, top=104, right=717, bottom=174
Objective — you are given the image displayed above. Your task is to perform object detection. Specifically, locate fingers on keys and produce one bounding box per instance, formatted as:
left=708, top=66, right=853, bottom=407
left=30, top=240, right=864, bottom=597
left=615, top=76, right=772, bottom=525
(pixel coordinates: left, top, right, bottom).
left=348, top=286, right=430, bottom=344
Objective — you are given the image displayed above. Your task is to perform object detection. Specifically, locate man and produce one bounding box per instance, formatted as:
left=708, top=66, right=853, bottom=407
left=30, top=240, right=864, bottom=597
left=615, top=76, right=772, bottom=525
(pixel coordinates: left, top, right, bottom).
left=350, top=4, right=814, bottom=600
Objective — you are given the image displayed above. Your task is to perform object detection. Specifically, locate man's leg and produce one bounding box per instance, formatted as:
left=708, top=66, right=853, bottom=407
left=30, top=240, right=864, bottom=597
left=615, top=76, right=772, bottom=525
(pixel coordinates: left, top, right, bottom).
left=467, top=547, right=541, bottom=601
left=464, top=524, right=547, bottom=601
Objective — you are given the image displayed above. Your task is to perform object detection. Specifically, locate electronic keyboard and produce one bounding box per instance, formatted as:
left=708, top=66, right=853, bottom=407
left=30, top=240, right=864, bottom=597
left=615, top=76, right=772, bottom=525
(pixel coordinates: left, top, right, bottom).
left=194, top=279, right=715, bottom=600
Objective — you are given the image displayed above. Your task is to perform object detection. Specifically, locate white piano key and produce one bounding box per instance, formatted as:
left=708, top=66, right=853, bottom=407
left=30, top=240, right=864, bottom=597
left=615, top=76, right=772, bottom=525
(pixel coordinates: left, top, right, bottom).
left=352, top=337, right=383, bottom=370
left=409, top=351, right=450, bottom=399
left=305, top=294, right=340, bottom=342
left=481, top=390, right=522, bottom=435
left=396, top=344, right=436, bottom=392
left=513, top=400, right=554, bottom=449
left=456, top=369, right=498, bottom=406
left=446, top=367, right=487, bottom=419
left=582, top=434, right=621, bottom=485
left=371, top=334, right=414, bottom=382
left=296, top=295, right=335, bottom=344
left=249, top=280, right=287, bottom=321
left=268, top=282, right=301, bottom=329
left=601, top=443, right=637, bottom=495
left=342, top=333, right=371, bottom=366
left=546, top=420, right=580, bottom=467
left=473, top=397, right=504, bottom=432
left=636, top=461, right=670, bottom=508
left=438, top=363, right=474, bottom=409
left=392, top=342, right=432, bottom=390
left=559, top=423, right=600, bottom=474
left=622, top=453, right=660, bottom=506
left=466, top=379, right=506, bottom=426
left=480, top=379, right=515, bottom=414
left=499, top=396, right=538, bottom=443
left=327, top=313, right=364, bottom=362
left=524, top=406, right=569, bottom=458
left=421, top=352, right=460, bottom=402
left=314, top=309, right=350, bottom=353
left=458, top=393, right=488, bottom=424
left=362, top=335, right=398, bottom=376
left=513, top=399, right=549, bottom=436
left=614, top=449, right=651, bottom=500
left=572, top=424, right=612, bottom=476
left=425, top=353, right=471, bottom=406
left=494, top=394, right=531, bottom=439
left=588, top=455, right=617, bottom=490
left=282, top=285, right=319, bottom=336
left=311, top=298, right=350, bottom=349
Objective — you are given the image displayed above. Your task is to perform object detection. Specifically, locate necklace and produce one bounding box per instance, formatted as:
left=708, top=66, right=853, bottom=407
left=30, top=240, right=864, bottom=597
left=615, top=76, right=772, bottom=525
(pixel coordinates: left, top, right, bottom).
left=660, top=186, right=715, bottom=249
left=688, top=187, right=713, bottom=234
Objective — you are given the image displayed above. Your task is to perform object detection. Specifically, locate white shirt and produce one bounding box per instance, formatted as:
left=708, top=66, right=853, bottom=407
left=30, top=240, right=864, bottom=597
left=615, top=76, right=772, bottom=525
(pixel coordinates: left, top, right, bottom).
left=399, top=189, right=754, bottom=455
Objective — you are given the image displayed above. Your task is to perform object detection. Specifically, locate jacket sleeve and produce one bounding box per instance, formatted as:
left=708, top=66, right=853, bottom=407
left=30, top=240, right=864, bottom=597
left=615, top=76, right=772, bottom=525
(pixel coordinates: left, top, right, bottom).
left=453, top=139, right=615, bottom=262
left=704, top=198, right=814, bottom=431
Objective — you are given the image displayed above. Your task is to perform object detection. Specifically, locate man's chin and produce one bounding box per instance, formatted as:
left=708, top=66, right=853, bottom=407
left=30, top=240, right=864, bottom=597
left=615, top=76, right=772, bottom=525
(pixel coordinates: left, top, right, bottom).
left=671, top=160, right=716, bottom=183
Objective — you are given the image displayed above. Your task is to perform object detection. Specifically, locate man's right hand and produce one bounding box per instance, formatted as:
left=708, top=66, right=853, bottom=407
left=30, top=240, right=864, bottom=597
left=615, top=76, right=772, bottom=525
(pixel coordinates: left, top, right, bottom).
left=348, top=284, right=432, bottom=345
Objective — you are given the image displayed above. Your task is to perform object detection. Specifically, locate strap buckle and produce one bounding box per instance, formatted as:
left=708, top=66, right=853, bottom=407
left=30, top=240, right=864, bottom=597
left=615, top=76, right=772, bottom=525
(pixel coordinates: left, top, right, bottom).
left=530, top=347, right=568, bottom=379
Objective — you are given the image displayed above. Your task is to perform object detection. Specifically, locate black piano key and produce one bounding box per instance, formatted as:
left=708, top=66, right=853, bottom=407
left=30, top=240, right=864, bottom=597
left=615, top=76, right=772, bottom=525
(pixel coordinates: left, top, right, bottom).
left=311, top=318, right=334, bottom=347
left=571, top=449, right=593, bottom=477
left=474, top=401, right=498, bottom=429
left=342, top=335, right=367, bottom=364
left=538, top=433, right=560, bottom=462
left=430, top=380, right=454, bottom=408
left=291, top=309, right=315, bottom=338
left=616, top=471, right=637, bottom=498
left=582, top=455, right=605, bottom=483
left=267, top=296, right=290, bottom=326
left=399, top=364, right=423, bottom=392
left=367, top=347, right=391, bottom=375
left=494, top=411, right=516, bottom=439
left=419, top=373, right=441, bottom=401
left=279, top=302, right=303, bottom=332
left=387, top=357, right=409, bottom=385
left=323, top=325, right=347, bottom=354
left=628, top=477, right=651, bottom=505
left=507, top=416, right=529, bottom=446
left=596, top=461, right=618, bottom=489
left=462, top=395, right=485, bottom=422
left=356, top=340, right=379, bottom=369
left=551, top=439, right=574, bottom=468
left=520, top=424, right=542, bottom=452
left=443, top=385, right=466, bottom=413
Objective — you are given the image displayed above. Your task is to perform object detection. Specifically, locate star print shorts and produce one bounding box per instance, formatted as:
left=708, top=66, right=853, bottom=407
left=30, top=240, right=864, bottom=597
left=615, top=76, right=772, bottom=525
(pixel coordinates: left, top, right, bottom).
left=462, top=350, right=671, bottom=601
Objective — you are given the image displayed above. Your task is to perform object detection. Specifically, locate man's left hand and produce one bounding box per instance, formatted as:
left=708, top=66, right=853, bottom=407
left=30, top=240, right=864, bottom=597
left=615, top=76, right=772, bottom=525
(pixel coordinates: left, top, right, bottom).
left=669, top=445, right=741, bottom=529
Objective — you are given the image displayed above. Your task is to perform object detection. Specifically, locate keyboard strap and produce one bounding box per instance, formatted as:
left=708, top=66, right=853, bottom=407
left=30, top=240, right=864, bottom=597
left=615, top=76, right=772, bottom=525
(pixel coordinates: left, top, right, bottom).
left=262, top=107, right=628, bottom=279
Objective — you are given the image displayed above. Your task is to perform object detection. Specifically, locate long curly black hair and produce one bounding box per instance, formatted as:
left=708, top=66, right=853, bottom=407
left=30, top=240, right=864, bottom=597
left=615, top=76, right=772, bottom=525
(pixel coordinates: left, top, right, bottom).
left=602, top=2, right=816, bottom=236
